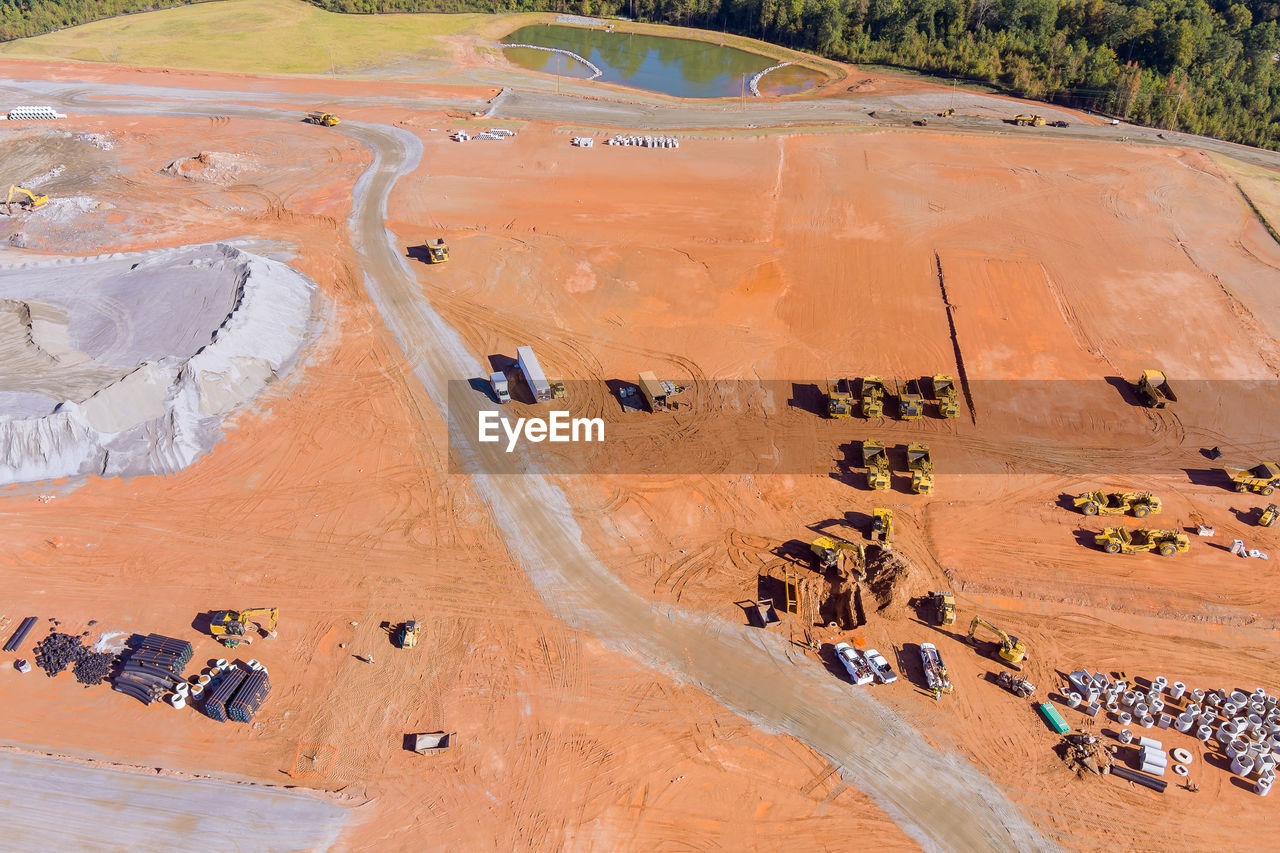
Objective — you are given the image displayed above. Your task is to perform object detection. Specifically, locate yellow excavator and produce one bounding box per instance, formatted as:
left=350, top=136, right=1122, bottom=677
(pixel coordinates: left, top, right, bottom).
left=968, top=616, right=1027, bottom=667
left=811, top=536, right=866, bottom=580
left=208, top=607, right=279, bottom=648
left=5, top=185, right=48, bottom=215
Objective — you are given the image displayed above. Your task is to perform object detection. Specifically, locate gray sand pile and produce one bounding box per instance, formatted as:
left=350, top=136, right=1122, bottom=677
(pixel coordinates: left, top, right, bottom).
left=0, top=243, right=316, bottom=484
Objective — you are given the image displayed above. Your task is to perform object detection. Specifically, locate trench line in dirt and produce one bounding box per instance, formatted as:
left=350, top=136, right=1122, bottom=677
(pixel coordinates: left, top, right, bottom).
left=933, top=251, right=978, bottom=424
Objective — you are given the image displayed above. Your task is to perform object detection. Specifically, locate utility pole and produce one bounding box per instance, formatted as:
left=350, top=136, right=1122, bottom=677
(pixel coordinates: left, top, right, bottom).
left=328, top=45, right=336, bottom=78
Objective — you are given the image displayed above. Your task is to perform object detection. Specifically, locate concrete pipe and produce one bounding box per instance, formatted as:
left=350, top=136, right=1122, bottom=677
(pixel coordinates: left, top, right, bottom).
left=1200, top=712, right=1216, bottom=727
left=1218, top=726, right=1236, bottom=745
left=1169, top=682, right=1186, bottom=700
left=1107, top=702, right=1120, bottom=714
left=216, top=658, right=229, bottom=669
left=1139, top=760, right=1167, bottom=777
left=174, top=682, right=190, bottom=696
left=1207, top=692, right=1221, bottom=707
left=1232, top=690, right=1249, bottom=706
left=1068, top=692, right=1082, bottom=708
left=1224, top=702, right=1239, bottom=716
left=1250, top=715, right=1265, bottom=734
left=1141, top=716, right=1155, bottom=728
left=1232, top=754, right=1256, bottom=776
left=1186, top=702, right=1200, bottom=715
left=1175, top=714, right=1194, bottom=733
left=1155, top=676, right=1168, bottom=688
left=1151, top=700, right=1165, bottom=715
left=1118, top=712, right=1133, bottom=726
left=1173, top=764, right=1189, bottom=777
left=1123, top=691, right=1137, bottom=707
left=1198, top=725, right=1213, bottom=741
left=1256, top=778, right=1273, bottom=797
left=1192, top=688, right=1205, bottom=703
left=1119, top=729, right=1134, bottom=744
left=1235, top=716, right=1251, bottom=734
left=1136, top=703, right=1150, bottom=717
left=1228, top=740, right=1247, bottom=759
left=1268, top=696, right=1279, bottom=709
left=1137, top=736, right=1163, bottom=749
left=198, top=675, right=212, bottom=686
left=1146, top=691, right=1159, bottom=706
left=1171, top=747, right=1194, bottom=765
left=1258, top=756, right=1276, bottom=777
left=190, top=683, right=204, bottom=698
left=169, top=694, right=185, bottom=709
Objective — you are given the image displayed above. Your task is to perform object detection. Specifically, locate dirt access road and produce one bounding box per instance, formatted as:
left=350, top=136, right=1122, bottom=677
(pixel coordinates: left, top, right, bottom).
left=1, top=751, right=346, bottom=849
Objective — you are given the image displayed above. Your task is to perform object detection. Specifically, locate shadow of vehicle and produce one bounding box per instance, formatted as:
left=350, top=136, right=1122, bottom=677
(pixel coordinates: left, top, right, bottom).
left=788, top=382, right=826, bottom=417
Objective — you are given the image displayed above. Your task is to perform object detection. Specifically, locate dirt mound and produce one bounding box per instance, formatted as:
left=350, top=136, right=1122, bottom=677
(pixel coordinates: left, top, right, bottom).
left=863, top=548, right=923, bottom=612
left=162, top=151, right=256, bottom=184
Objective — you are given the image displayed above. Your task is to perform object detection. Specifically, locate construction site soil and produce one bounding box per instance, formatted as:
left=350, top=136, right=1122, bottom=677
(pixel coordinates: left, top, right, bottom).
left=0, top=21, right=1278, bottom=851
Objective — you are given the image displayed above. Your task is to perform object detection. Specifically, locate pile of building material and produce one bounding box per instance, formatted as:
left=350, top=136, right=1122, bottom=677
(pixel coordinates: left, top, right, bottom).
left=605, top=135, right=679, bottom=148
left=34, top=632, right=89, bottom=677
left=3, top=616, right=37, bottom=651
left=227, top=670, right=272, bottom=722
left=1060, top=732, right=1115, bottom=776
left=112, top=634, right=192, bottom=706
left=3, top=106, right=66, bottom=120
left=451, top=128, right=516, bottom=142
left=74, top=650, right=115, bottom=685
left=570, top=137, right=594, bottom=147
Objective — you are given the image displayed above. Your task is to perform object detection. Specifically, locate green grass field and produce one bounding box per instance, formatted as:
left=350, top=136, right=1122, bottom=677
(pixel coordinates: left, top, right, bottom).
left=0, top=0, right=501, bottom=75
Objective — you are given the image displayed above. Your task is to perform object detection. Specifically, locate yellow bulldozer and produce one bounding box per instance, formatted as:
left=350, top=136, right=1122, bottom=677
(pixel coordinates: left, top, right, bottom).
left=1225, top=462, right=1280, bottom=496
left=208, top=607, right=279, bottom=648
left=1095, top=527, right=1189, bottom=556
left=1014, top=114, right=1045, bottom=127
left=4, top=185, right=48, bottom=215
left=968, top=616, right=1028, bottom=667
left=870, top=508, right=894, bottom=546
left=862, top=439, right=890, bottom=490
left=394, top=620, right=420, bottom=649
left=860, top=377, right=885, bottom=418
left=811, top=536, right=866, bottom=579
left=907, top=442, right=934, bottom=494
left=930, top=374, right=958, bottom=418
left=305, top=111, right=340, bottom=127
left=826, top=378, right=854, bottom=418
left=1073, top=490, right=1161, bottom=518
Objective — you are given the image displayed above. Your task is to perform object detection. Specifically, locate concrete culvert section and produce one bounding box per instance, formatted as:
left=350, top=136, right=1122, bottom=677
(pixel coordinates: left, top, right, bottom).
left=0, top=243, right=317, bottom=484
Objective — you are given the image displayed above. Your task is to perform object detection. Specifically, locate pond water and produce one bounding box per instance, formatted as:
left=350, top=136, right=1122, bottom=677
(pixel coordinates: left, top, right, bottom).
left=502, top=24, right=824, bottom=99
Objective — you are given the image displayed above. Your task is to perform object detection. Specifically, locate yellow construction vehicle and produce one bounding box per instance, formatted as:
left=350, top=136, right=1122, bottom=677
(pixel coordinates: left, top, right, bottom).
left=895, top=379, right=924, bottom=420
left=4, top=185, right=48, bottom=215
left=394, top=620, right=420, bottom=649
left=1134, top=369, right=1176, bottom=408
left=939, top=107, right=955, bottom=117
left=826, top=378, right=854, bottom=418
left=208, top=607, right=279, bottom=648
left=1073, top=490, right=1161, bottom=518
left=907, top=442, right=934, bottom=494
left=930, top=374, right=958, bottom=418
left=426, top=238, right=449, bottom=264
left=1260, top=504, right=1278, bottom=527
left=305, top=111, right=341, bottom=126
left=1225, top=462, right=1280, bottom=496
left=870, top=508, right=894, bottom=546
left=929, top=590, right=956, bottom=626
left=810, top=536, right=866, bottom=579
left=1095, top=527, right=1189, bottom=556
left=1014, top=114, right=1045, bottom=127
left=862, top=439, right=890, bottom=490
left=968, top=616, right=1028, bottom=667
left=860, top=377, right=885, bottom=418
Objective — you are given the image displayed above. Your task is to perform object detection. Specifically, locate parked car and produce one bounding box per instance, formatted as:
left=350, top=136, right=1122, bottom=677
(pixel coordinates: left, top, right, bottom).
left=834, top=643, right=874, bottom=685
left=864, top=649, right=898, bottom=684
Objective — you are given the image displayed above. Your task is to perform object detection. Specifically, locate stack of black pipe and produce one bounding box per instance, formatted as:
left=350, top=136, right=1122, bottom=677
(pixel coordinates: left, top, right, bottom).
left=205, top=667, right=246, bottom=722
left=112, top=633, right=192, bottom=706
left=227, top=671, right=272, bottom=722
left=3, top=616, right=37, bottom=652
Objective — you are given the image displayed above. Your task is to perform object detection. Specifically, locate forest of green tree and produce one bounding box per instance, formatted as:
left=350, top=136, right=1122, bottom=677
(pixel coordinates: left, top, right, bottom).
left=3, top=0, right=1278, bottom=148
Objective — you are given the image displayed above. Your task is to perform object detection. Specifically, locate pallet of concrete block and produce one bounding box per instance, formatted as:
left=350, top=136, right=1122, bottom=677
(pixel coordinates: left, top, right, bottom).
left=4, top=106, right=67, bottom=120
left=227, top=671, right=272, bottom=723
left=205, top=666, right=247, bottom=722
left=486, top=128, right=516, bottom=138
left=605, top=134, right=678, bottom=148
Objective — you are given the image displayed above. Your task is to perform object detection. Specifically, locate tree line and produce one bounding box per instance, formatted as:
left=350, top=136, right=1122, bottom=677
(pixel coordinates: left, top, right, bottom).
left=4, top=0, right=1277, bottom=148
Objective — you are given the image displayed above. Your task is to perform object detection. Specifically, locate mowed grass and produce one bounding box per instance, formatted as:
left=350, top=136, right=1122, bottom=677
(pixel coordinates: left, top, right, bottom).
left=0, top=0, right=501, bottom=75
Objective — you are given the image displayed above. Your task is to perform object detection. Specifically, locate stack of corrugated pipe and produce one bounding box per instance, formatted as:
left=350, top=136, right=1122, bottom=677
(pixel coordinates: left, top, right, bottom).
left=205, top=665, right=247, bottom=722
left=228, top=671, right=272, bottom=723
left=112, top=634, right=193, bottom=706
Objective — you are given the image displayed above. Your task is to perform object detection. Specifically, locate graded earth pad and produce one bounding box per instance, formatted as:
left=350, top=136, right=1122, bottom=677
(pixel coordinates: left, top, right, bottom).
left=0, top=243, right=316, bottom=483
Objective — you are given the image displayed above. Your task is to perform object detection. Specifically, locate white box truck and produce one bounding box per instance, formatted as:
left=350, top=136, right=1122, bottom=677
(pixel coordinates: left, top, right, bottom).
left=490, top=372, right=510, bottom=404
left=516, top=346, right=553, bottom=403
